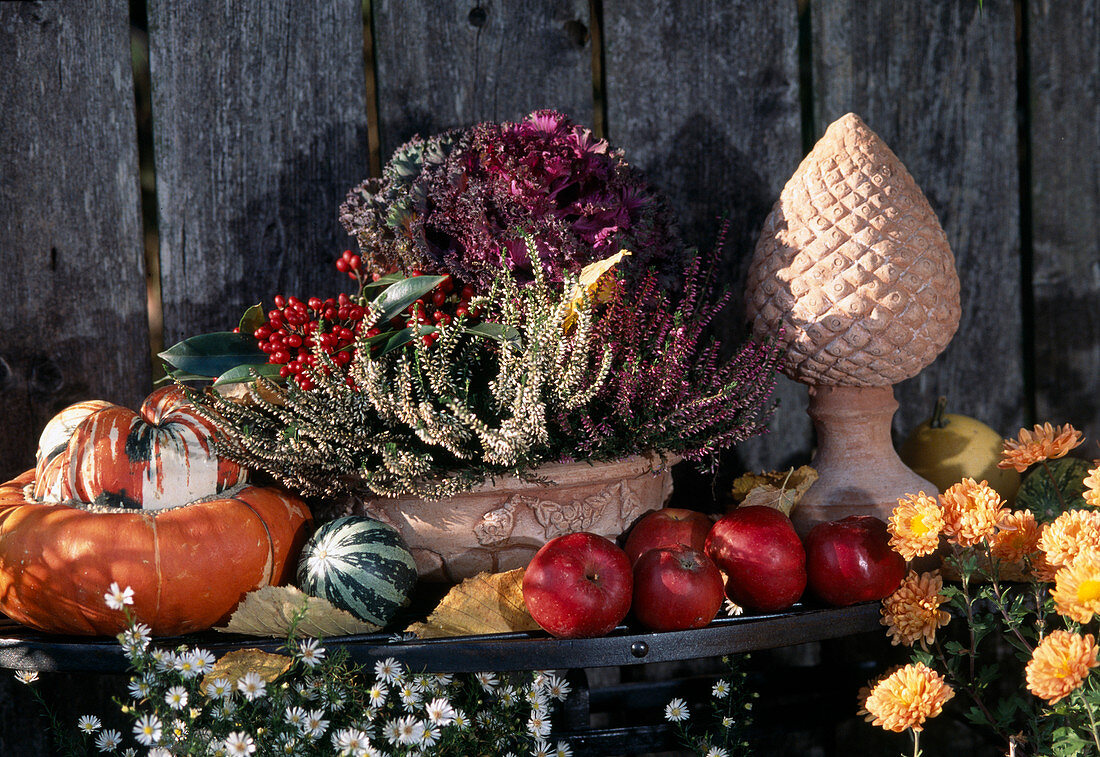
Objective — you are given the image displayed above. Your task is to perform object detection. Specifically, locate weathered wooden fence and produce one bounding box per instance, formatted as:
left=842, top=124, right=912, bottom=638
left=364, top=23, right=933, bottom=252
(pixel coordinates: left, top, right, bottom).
left=0, top=0, right=1097, bottom=753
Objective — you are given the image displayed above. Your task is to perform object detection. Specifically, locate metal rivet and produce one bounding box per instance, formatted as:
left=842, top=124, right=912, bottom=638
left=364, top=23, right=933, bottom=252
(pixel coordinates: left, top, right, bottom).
left=468, top=7, right=487, bottom=27
left=630, top=641, right=648, bottom=658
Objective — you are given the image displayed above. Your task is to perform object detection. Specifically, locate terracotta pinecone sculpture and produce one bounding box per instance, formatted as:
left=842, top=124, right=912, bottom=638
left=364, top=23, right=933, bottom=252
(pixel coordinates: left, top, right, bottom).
left=746, top=113, right=961, bottom=534
left=746, top=112, right=960, bottom=385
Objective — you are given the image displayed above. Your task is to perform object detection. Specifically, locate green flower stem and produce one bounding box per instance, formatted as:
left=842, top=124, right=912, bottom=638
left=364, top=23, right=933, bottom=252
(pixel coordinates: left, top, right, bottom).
left=983, top=543, right=1034, bottom=653
left=951, top=544, right=979, bottom=681
left=1041, top=459, right=1070, bottom=512
left=932, top=638, right=1001, bottom=738
left=1075, top=688, right=1100, bottom=755
left=911, top=726, right=921, bottom=757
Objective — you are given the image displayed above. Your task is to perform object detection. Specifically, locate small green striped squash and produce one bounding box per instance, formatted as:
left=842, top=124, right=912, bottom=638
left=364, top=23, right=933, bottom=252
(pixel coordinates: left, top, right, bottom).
left=296, top=516, right=417, bottom=627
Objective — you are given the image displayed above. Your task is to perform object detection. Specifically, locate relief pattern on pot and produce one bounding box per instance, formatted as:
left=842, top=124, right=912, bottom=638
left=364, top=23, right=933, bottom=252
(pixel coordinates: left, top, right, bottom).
left=613, top=480, right=647, bottom=526
left=473, top=499, right=517, bottom=546
left=532, top=491, right=605, bottom=539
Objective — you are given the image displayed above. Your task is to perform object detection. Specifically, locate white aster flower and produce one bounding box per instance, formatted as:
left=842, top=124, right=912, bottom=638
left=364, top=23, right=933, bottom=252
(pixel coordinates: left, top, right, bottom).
left=206, top=677, right=232, bottom=699
left=705, top=748, right=730, bottom=757
left=298, top=638, right=326, bottom=668
left=224, top=730, right=257, bottom=756
left=499, top=684, right=518, bottom=705
left=382, top=719, right=401, bottom=745
left=374, top=657, right=403, bottom=684
left=304, top=709, right=329, bottom=740
left=724, top=598, right=744, bottom=617
left=164, top=685, right=188, bottom=710
left=285, top=705, right=307, bottom=730
left=121, top=749, right=138, bottom=757
left=528, top=711, right=551, bottom=739
left=104, top=582, right=134, bottom=610
left=333, top=727, right=371, bottom=755
left=237, top=671, right=266, bottom=701
left=396, top=715, right=425, bottom=745
left=77, top=715, right=102, bottom=734
left=167, top=718, right=187, bottom=740
left=127, top=677, right=151, bottom=700
left=133, top=714, right=162, bottom=746
left=554, top=741, right=573, bottom=757
left=399, top=681, right=422, bottom=711
left=420, top=722, right=440, bottom=747
left=150, top=649, right=175, bottom=672
left=544, top=674, right=571, bottom=702
left=431, top=672, right=453, bottom=689
left=148, top=748, right=172, bottom=757
left=451, top=709, right=469, bottom=729
left=664, top=697, right=689, bottom=722
left=712, top=679, right=731, bottom=699
left=174, top=654, right=198, bottom=679
left=721, top=715, right=734, bottom=729
left=94, top=728, right=122, bottom=751
left=368, top=683, right=388, bottom=708
left=189, top=648, right=215, bottom=675
left=424, top=697, right=455, bottom=725
left=531, top=740, right=553, bottom=757
left=474, top=671, right=498, bottom=691
left=14, top=670, right=38, bottom=684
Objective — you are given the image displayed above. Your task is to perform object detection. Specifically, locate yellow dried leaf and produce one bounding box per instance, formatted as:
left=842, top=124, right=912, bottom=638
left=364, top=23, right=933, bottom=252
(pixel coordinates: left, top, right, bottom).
left=216, top=585, right=379, bottom=638
left=202, top=648, right=291, bottom=693
left=730, top=465, right=818, bottom=516
left=406, top=568, right=540, bottom=639
left=563, top=249, right=632, bottom=332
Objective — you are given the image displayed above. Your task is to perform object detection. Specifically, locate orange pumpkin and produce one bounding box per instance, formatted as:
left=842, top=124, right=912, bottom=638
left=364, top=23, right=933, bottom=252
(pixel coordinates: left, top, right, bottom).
left=0, top=387, right=311, bottom=636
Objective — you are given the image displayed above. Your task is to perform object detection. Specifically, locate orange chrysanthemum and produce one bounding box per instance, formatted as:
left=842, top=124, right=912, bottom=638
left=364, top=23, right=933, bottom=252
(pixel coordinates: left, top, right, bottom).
left=1085, top=463, right=1100, bottom=509
left=862, top=662, right=954, bottom=732
left=1025, top=630, right=1100, bottom=704
left=1052, top=551, right=1100, bottom=623
left=939, top=479, right=1007, bottom=547
left=999, top=423, right=1084, bottom=473
left=990, top=509, right=1041, bottom=564
left=888, top=492, right=944, bottom=561
left=881, top=570, right=951, bottom=648
left=1038, top=509, right=1100, bottom=571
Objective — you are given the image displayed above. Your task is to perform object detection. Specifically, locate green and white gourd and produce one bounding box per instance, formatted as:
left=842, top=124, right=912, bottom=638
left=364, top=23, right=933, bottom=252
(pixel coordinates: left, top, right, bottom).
left=297, top=516, right=418, bottom=627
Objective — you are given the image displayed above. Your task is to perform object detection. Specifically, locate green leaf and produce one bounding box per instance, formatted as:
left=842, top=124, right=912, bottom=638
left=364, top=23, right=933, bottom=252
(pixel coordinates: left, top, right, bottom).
left=370, top=275, right=445, bottom=324
left=1017, top=457, right=1093, bottom=519
left=238, top=303, right=266, bottom=335
left=378, top=326, right=437, bottom=356
left=213, top=363, right=284, bottom=386
left=464, top=322, right=522, bottom=349
left=158, top=332, right=267, bottom=379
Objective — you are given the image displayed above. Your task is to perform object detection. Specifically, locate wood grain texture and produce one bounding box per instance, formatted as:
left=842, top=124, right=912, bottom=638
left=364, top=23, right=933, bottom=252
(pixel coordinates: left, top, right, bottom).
left=147, top=0, right=370, bottom=345
left=813, top=0, right=1025, bottom=441
left=1028, top=0, right=1100, bottom=442
left=372, top=0, right=594, bottom=160
left=602, top=0, right=807, bottom=475
left=0, top=1, right=149, bottom=483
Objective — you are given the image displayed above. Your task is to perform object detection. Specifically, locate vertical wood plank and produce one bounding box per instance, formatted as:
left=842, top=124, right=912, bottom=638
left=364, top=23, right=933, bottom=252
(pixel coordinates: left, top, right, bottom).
left=372, top=0, right=594, bottom=160
left=0, top=1, right=149, bottom=482
left=602, top=0, right=807, bottom=474
left=1029, top=0, right=1100, bottom=442
left=0, top=6, right=146, bottom=750
left=147, top=0, right=371, bottom=346
left=813, top=0, right=1025, bottom=439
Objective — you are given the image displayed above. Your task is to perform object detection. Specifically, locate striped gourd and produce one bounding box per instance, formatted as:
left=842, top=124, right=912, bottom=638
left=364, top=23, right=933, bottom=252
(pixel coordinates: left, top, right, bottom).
left=297, top=516, right=417, bottom=627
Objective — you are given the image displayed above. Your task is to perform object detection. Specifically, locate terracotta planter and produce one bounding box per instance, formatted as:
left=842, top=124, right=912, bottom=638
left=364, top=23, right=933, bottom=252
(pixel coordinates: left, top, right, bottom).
left=344, top=453, right=675, bottom=582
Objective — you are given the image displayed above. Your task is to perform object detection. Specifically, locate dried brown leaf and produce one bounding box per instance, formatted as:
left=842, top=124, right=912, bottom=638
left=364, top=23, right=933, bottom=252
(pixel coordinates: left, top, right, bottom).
left=730, top=465, right=818, bottom=516
left=215, top=585, right=379, bottom=638
left=406, top=568, right=540, bottom=639
left=201, top=648, right=291, bottom=693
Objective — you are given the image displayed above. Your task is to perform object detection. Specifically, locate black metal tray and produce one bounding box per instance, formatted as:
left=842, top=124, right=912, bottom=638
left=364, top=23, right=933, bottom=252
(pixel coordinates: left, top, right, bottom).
left=0, top=601, right=881, bottom=674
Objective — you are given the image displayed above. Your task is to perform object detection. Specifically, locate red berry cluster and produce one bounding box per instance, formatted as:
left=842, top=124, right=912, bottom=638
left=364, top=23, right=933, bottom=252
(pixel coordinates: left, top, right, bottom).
left=254, top=293, right=372, bottom=390
left=251, top=252, right=485, bottom=391
left=395, top=272, right=481, bottom=348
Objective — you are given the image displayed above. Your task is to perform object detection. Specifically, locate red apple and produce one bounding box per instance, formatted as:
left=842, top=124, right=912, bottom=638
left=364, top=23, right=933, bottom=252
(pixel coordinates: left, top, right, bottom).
left=704, top=505, right=806, bottom=612
left=623, top=508, right=713, bottom=565
left=632, top=546, right=725, bottom=631
left=522, top=532, right=633, bottom=638
left=805, top=515, right=905, bottom=607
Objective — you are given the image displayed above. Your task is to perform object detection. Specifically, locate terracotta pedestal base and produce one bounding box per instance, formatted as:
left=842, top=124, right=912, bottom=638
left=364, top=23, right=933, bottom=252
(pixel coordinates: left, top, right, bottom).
left=792, top=385, right=937, bottom=537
